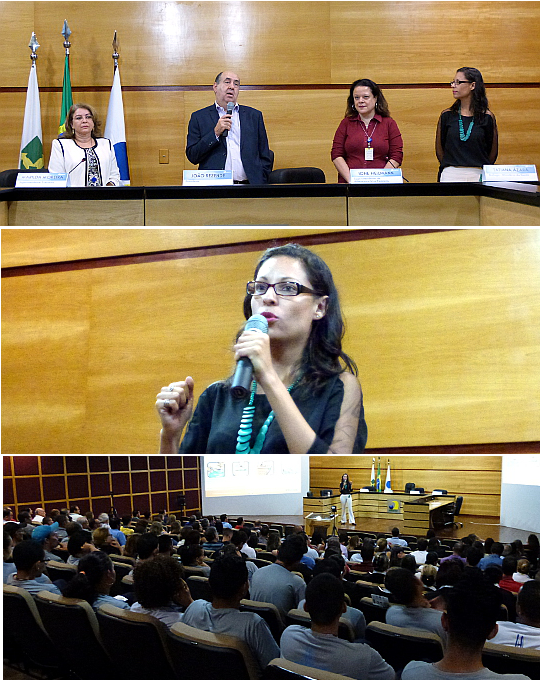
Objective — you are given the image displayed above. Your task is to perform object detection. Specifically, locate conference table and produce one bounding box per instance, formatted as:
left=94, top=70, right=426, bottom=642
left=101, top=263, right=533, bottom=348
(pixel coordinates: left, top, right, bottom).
left=304, top=491, right=456, bottom=533
left=1, top=181, right=539, bottom=226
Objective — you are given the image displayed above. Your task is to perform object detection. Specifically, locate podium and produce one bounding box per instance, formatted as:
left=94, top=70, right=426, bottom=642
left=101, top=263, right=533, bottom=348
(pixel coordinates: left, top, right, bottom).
left=305, top=512, right=336, bottom=538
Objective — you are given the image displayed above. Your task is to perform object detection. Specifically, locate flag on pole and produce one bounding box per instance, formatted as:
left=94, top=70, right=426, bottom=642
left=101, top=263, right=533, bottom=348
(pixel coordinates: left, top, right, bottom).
left=58, top=53, right=73, bottom=134
left=384, top=459, right=393, bottom=493
left=19, top=62, right=43, bottom=170
left=104, top=66, right=130, bottom=185
left=376, top=457, right=382, bottom=493
left=370, top=458, right=375, bottom=488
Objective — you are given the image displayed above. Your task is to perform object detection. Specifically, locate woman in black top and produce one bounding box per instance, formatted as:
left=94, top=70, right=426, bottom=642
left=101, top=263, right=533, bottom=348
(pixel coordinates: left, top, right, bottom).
left=436, top=67, right=498, bottom=182
left=339, top=473, right=355, bottom=525
left=156, top=244, right=367, bottom=455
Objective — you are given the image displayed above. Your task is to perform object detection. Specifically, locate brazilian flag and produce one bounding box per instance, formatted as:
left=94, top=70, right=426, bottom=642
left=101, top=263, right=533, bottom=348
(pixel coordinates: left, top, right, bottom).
left=58, top=54, right=72, bottom=135
left=19, top=63, right=44, bottom=170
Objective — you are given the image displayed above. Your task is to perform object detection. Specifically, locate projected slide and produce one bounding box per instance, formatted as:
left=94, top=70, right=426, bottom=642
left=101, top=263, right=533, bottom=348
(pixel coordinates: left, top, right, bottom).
left=204, top=456, right=302, bottom=497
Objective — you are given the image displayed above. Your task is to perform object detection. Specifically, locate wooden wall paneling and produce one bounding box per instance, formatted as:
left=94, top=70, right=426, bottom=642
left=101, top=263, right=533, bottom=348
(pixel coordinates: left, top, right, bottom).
left=1, top=270, right=91, bottom=457
left=0, top=1, right=35, bottom=88
left=1, top=228, right=348, bottom=268
left=330, top=2, right=540, bottom=84
left=316, top=230, right=540, bottom=447
left=83, top=251, right=258, bottom=457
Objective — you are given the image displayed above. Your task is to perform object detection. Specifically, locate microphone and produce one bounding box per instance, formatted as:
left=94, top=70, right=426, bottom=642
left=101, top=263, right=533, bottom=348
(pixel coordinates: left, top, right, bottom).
left=69, top=158, right=86, bottom=174
left=230, top=314, right=268, bottom=399
left=222, top=101, right=234, bottom=138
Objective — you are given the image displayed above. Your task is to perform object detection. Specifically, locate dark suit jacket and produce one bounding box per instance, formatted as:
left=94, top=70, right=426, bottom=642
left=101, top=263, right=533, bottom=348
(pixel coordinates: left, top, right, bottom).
left=186, top=104, right=272, bottom=184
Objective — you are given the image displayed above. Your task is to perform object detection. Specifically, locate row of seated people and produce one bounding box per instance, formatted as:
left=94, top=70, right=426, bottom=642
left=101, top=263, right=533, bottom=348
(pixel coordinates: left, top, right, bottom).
left=4, top=528, right=540, bottom=680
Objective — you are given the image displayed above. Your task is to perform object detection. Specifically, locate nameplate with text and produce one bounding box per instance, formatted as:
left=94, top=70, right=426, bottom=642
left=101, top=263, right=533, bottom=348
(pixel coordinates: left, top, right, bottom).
left=15, top=173, right=69, bottom=188
left=183, top=170, right=233, bottom=186
left=350, top=169, right=403, bottom=184
left=482, top=165, right=538, bottom=182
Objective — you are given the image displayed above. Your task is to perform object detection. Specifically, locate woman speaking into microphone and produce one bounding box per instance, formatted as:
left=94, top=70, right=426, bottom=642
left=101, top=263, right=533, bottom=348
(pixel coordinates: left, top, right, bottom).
left=155, top=243, right=367, bottom=455
left=340, top=473, right=355, bottom=525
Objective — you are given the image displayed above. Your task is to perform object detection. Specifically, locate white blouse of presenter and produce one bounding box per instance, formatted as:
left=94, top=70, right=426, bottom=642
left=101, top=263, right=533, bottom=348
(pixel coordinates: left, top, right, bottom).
left=339, top=473, right=355, bottom=525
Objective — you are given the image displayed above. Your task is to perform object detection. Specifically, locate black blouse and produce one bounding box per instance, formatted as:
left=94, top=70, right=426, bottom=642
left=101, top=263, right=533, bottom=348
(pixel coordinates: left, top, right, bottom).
left=178, top=375, right=367, bottom=456
left=340, top=480, right=353, bottom=494
left=438, top=109, right=496, bottom=169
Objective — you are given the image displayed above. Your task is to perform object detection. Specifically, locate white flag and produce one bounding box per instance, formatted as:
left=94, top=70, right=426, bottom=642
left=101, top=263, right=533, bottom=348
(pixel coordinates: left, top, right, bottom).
left=19, top=63, right=43, bottom=170
left=104, top=66, right=130, bottom=185
left=384, top=460, right=393, bottom=493
left=370, top=458, right=375, bottom=487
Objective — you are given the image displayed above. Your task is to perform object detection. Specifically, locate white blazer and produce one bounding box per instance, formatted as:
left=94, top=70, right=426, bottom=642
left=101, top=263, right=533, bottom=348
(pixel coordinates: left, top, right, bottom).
left=48, top=137, right=121, bottom=187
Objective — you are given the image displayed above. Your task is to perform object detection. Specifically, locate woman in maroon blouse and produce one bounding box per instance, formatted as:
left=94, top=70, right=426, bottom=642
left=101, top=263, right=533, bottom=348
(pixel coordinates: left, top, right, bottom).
left=331, top=78, right=403, bottom=183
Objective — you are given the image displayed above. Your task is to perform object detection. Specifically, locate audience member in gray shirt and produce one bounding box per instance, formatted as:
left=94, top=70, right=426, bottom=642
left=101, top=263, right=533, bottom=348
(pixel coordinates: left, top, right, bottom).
left=250, top=534, right=306, bottom=619
left=7, top=540, right=62, bottom=595
left=280, top=573, right=394, bottom=680
left=402, top=571, right=530, bottom=680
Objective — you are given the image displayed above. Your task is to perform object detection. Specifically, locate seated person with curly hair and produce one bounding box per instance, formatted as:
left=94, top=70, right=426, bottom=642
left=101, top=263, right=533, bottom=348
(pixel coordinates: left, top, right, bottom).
left=280, top=573, right=394, bottom=680
left=178, top=543, right=210, bottom=576
left=182, top=553, right=279, bottom=675
left=63, top=551, right=129, bottom=610
left=130, top=554, right=193, bottom=627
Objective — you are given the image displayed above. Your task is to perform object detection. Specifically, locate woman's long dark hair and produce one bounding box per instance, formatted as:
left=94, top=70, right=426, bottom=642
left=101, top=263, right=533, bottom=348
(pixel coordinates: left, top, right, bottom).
left=242, top=243, right=357, bottom=392
left=62, top=551, right=113, bottom=605
left=450, top=67, right=490, bottom=121
left=345, top=79, right=390, bottom=118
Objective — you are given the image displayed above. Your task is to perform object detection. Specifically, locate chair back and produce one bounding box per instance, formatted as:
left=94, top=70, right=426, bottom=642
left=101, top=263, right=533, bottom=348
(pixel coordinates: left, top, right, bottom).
left=257, top=551, right=277, bottom=562
left=167, top=621, right=260, bottom=680
left=35, top=591, right=114, bottom=680
left=263, top=658, right=356, bottom=680
left=186, top=575, right=213, bottom=601
left=239, top=598, right=285, bottom=641
left=358, top=596, right=391, bottom=624
left=3, top=585, right=62, bottom=672
left=96, top=603, right=176, bottom=680
left=108, top=554, right=135, bottom=565
left=270, top=525, right=284, bottom=537
left=249, top=558, right=274, bottom=569
left=454, top=495, right=464, bottom=515
left=109, top=560, right=133, bottom=596
left=285, top=608, right=355, bottom=642
left=267, top=167, right=326, bottom=184
left=45, top=560, right=77, bottom=582
left=482, top=641, right=540, bottom=676
left=365, top=621, right=444, bottom=670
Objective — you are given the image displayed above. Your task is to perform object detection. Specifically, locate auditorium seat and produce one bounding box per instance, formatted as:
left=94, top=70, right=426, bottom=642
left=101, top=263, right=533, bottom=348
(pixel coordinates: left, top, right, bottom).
left=167, top=621, right=260, bottom=680
left=109, top=554, right=135, bottom=565
left=249, top=558, right=274, bottom=569
left=3, top=584, right=64, bottom=675
left=239, top=598, right=285, bottom=641
left=45, top=560, right=77, bottom=582
left=270, top=525, right=284, bottom=537
left=257, top=551, right=277, bottom=562
left=365, top=621, right=444, bottom=670
left=186, top=575, right=212, bottom=601
left=267, top=167, right=326, bottom=184
left=358, top=596, right=392, bottom=624
left=285, top=608, right=355, bottom=642
left=109, top=560, right=133, bottom=596
left=35, top=591, right=114, bottom=680
left=96, top=603, right=176, bottom=680
left=482, top=641, right=540, bottom=676
left=263, top=658, right=356, bottom=680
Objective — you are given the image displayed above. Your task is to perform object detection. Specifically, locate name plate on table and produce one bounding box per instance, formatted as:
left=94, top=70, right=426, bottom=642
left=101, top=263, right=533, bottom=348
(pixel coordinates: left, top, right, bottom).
left=183, top=170, right=233, bottom=186
left=350, top=169, right=403, bottom=184
left=15, top=173, right=69, bottom=188
left=482, top=165, right=538, bottom=182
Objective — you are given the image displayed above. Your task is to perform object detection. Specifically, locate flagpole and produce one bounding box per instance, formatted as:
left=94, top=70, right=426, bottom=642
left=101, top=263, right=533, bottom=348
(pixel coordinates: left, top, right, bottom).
left=59, top=20, right=73, bottom=135
left=112, top=30, right=119, bottom=70
left=19, top=33, right=44, bottom=170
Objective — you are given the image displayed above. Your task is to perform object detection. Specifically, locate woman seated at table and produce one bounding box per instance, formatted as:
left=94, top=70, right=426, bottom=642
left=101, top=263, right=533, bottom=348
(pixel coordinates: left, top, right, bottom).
left=436, top=67, right=498, bottom=182
left=48, top=103, right=120, bottom=187
left=331, top=78, right=403, bottom=183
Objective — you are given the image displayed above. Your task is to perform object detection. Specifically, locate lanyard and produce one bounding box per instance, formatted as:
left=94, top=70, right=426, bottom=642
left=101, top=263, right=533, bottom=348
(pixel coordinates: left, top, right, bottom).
left=360, top=119, right=378, bottom=148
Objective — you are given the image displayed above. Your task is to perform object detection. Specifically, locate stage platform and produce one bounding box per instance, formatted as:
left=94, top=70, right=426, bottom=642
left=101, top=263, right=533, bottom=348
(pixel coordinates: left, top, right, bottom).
left=242, top=514, right=531, bottom=543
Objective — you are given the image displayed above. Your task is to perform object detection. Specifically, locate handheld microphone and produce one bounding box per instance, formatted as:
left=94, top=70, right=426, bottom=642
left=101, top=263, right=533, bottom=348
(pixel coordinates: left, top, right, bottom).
left=222, top=101, right=234, bottom=138
left=230, top=314, right=268, bottom=399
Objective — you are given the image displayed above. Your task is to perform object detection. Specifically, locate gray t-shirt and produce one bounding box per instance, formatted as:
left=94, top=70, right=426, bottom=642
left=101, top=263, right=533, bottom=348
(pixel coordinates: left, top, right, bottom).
left=6, top=572, right=61, bottom=596
left=249, top=562, right=305, bottom=618
left=130, top=602, right=184, bottom=628
left=93, top=593, right=129, bottom=612
left=298, top=598, right=366, bottom=640
left=182, top=599, right=280, bottom=672
left=386, top=604, right=446, bottom=642
left=402, top=660, right=530, bottom=680
left=280, top=626, right=394, bottom=680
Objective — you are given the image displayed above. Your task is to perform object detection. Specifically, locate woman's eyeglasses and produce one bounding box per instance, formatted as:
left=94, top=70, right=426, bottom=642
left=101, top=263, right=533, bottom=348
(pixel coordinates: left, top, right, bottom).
left=450, top=80, right=473, bottom=86
left=246, top=281, right=319, bottom=297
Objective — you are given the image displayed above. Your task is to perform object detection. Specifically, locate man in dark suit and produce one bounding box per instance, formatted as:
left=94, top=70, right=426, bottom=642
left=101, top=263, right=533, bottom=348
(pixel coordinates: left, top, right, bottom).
left=186, top=70, right=272, bottom=184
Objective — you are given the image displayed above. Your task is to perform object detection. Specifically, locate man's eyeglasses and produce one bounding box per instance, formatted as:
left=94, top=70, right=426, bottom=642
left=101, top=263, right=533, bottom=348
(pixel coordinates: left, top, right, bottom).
left=246, top=281, right=319, bottom=297
left=450, top=80, right=472, bottom=86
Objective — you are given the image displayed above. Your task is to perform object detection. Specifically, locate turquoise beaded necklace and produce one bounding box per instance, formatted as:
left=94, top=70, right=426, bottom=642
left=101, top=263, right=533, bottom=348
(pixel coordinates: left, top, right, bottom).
left=458, top=106, right=474, bottom=141
left=235, top=378, right=300, bottom=454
